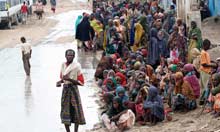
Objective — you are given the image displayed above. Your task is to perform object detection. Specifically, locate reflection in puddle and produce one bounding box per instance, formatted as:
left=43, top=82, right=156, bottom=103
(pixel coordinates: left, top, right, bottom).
left=24, top=76, right=33, bottom=116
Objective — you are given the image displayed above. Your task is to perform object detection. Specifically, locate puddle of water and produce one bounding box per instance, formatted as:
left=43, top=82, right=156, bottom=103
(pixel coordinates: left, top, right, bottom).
left=0, top=43, right=100, bottom=132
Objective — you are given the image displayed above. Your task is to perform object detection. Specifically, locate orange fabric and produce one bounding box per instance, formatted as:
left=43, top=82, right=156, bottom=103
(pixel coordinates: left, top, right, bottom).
left=200, top=50, right=211, bottom=73
left=214, top=93, right=220, bottom=112
left=175, top=81, right=196, bottom=100
left=151, top=1, right=158, bottom=7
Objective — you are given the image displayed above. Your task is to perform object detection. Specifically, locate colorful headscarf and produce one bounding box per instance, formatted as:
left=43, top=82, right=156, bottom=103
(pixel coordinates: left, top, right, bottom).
left=134, top=61, right=141, bottom=70
left=107, top=70, right=116, bottom=78
left=175, top=72, right=183, bottom=79
left=116, top=86, right=126, bottom=95
left=116, top=86, right=129, bottom=103
left=169, top=64, right=177, bottom=72
left=104, top=77, right=117, bottom=92
left=115, top=72, right=127, bottom=86
left=183, top=64, right=194, bottom=72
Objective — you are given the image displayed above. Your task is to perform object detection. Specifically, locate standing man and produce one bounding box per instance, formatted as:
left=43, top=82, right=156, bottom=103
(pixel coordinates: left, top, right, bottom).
left=56, top=49, right=86, bottom=132
left=20, top=37, right=32, bottom=76
left=199, top=39, right=216, bottom=96
left=21, top=1, right=28, bottom=24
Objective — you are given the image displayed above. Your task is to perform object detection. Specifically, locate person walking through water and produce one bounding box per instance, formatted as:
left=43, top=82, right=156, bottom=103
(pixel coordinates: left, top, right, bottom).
left=20, top=37, right=32, bottom=76
left=56, top=49, right=86, bottom=132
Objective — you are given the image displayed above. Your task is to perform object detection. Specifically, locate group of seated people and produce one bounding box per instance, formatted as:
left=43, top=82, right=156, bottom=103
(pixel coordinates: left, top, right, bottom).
left=94, top=41, right=220, bottom=131
left=89, top=0, right=220, bottom=131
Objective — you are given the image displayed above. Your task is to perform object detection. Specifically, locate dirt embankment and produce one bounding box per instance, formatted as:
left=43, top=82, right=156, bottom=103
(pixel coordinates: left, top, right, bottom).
left=202, top=16, right=220, bottom=61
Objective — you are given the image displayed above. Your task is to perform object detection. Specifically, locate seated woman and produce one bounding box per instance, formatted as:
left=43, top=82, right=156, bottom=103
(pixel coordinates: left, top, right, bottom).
left=172, top=72, right=197, bottom=111
left=101, top=93, right=115, bottom=113
left=211, top=73, right=220, bottom=117
left=102, top=77, right=117, bottom=94
left=115, top=71, right=127, bottom=87
left=183, top=64, right=200, bottom=99
left=135, top=85, right=149, bottom=125
left=143, top=86, right=164, bottom=125
left=97, top=70, right=108, bottom=87
left=101, top=97, right=135, bottom=131
left=116, top=86, right=129, bottom=104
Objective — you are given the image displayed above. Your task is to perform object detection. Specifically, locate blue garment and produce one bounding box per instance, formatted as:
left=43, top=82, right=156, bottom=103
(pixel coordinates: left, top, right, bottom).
left=50, top=0, right=56, bottom=6
left=144, top=86, right=164, bottom=121
left=116, top=86, right=129, bottom=104
left=75, top=15, right=82, bottom=33
left=129, top=18, right=135, bottom=46
left=157, top=37, right=168, bottom=57
left=75, top=16, right=94, bottom=41
left=146, top=14, right=153, bottom=27
left=148, top=28, right=159, bottom=65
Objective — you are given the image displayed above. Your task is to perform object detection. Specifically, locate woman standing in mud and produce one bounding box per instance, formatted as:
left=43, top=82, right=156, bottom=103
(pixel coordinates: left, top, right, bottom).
left=56, top=49, right=86, bottom=132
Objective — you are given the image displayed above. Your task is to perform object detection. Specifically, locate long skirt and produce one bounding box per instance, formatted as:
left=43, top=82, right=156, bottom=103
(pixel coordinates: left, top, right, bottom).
left=60, top=84, right=86, bottom=125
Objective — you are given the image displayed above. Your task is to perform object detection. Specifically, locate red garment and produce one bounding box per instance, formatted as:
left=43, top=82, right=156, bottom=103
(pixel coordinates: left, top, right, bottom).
left=184, top=75, right=200, bottom=99
left=77, top=74, right=84, bottom=85
left=21, top=5, right=28, bottom=13
left=116, top=58, right=122, bottom=64
left=135, top=104, right=144, bottom=116
left=115, top=72, right=126, bottom=86
left=141, top=49, right=148, bottom=57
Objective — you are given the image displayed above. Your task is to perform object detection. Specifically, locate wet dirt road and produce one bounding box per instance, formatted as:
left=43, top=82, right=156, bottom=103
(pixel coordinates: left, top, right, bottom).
left=0, top=5, right=100, bottom=132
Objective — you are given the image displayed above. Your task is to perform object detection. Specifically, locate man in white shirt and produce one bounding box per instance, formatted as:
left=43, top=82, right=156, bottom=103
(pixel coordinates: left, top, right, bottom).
left=20, top=37, right=32, bottom=76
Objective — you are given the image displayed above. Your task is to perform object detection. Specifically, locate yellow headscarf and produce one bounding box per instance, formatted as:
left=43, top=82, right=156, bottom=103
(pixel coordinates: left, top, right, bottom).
left=175, top=72, right=183, bottom=79
left=132, top=22, right=144, bottom=52
left=134, top=23, right=144, bottom=44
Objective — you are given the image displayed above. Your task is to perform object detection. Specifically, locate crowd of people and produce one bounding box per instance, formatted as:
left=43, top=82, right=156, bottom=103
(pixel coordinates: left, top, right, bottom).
left=75, top=0, right=220, bottom=131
